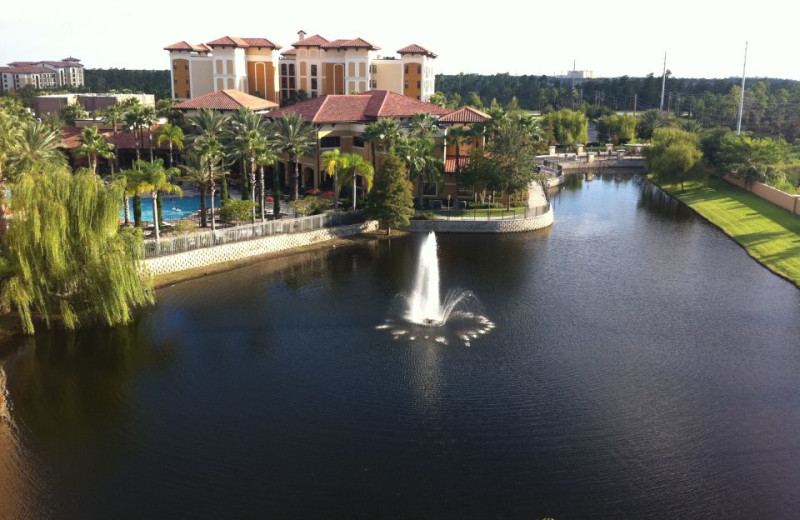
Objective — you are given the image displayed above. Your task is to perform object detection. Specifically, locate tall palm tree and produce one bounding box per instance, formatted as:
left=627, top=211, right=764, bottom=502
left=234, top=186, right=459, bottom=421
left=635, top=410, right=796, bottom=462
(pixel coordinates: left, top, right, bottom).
left=121, top=168, right=146, bottom=228
left=321, top=148, right=344, bottom=211
left=193, top=136, right=225, bottom=232
left=140, top=106, right=159, bottom=162
left=254, top=142, right=277, bottom=222
left=188, top=108, right=230, bottom=204
left=73, top=126, right=114, bottom=174
left=134, top=159, right=182, bottom=241
left=103, top=104, right=124, bottom=172
left=273, top=112, right=316, bottom=201
left=123, top=109, right=144, bottom=162
left=180, top=152, right=212, bottom=228
left=364, top=118, right=402, bottom=170
left=226, top=108, right=267, bottom=217
left=157, top=123, right=184, bottom=168
left=338, top=153, right=375, bottom=210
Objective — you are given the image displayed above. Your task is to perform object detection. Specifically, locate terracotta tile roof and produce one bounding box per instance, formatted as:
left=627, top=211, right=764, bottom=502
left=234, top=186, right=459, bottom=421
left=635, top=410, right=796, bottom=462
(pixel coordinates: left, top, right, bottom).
left=280, top=48, right=297, bottom=56
left=206, top=36, right=249, bottom=47
left=267, top=90, right=451, bottom=124
left=62, top=57, right=81, bottom=62
left=291, top=34, right=329, bottom=47
left=60, top=125, right=170, bottom=150
left=41, top=61, right=72, bottom=68
left=397, top=44, right=437, bottom=58
left=322, top=38, right=379, bottom=51
left=164, top=41, right=200, bottom=51
left=6, top=65, right=54, bottom=74
left=172, top=89, right=279, bottom=111
left=8, top=61, right=35, bottom=67
left=242, top=37, right=281, bottom=49
left=438, top=106, right=491, bottom=124
left=444, top=156, right=471, bottom=174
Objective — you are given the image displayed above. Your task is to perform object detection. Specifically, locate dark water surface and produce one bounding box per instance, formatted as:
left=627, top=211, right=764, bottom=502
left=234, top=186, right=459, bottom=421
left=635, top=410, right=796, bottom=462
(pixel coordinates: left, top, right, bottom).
left=2, top=176, right=799, bottom=519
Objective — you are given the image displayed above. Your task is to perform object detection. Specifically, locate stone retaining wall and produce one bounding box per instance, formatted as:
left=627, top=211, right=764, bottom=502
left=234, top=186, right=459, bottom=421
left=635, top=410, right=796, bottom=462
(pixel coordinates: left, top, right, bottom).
left=144, top=221, right=378, bottom=276
left=723, top=174, right=800, bottom=215
left=406, top=206, right=554, bottom=233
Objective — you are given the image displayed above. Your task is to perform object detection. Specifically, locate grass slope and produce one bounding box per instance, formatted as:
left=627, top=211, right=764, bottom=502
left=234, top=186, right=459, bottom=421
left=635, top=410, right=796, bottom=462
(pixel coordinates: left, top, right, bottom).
left=663, top=177, right=800, bottom=287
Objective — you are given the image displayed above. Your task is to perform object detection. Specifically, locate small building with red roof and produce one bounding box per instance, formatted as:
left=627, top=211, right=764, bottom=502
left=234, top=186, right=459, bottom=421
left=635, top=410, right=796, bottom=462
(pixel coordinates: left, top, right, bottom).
left=173, top=89, right=278, bottom=114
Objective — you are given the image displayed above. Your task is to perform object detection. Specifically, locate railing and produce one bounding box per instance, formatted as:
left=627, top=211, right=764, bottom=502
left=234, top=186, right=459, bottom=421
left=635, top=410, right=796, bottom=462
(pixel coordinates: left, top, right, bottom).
left=143, top=211, right=365, bottom=258
left=430, top=203, right=550, bottom=221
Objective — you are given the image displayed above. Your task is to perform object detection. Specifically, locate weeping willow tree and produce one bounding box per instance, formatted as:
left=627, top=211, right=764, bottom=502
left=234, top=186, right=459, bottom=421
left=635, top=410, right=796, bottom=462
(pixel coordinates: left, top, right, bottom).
left=0, top=166, right=154, bottom=334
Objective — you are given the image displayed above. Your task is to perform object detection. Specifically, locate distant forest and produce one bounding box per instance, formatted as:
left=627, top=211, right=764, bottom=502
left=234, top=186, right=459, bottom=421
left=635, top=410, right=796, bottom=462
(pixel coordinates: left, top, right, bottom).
left=84, top=69, right=171, bottom=100
left=435, top=73, right=800, bottom=141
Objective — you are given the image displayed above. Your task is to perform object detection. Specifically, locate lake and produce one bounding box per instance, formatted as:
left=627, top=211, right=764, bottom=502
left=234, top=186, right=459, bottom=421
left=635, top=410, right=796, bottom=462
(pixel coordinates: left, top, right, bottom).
left=3, top=175, right=799, bottom=519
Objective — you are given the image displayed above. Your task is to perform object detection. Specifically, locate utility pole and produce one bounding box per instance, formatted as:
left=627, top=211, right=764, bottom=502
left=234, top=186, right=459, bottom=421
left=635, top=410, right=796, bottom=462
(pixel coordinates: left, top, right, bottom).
left=633, top=93, right=638, bottom=116
left=736, top=42, right=748, bottom=135
left=660, top=52, right=667, bottom=111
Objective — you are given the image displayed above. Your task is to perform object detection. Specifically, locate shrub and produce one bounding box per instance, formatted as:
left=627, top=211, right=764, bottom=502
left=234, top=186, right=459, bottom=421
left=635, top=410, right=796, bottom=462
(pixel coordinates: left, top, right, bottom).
left=411, top=211, right=435, bottom=220
left=291, top=196, right=331, bottom=216
left=218, top=199, right=256, bottom=223
left=172, top=219, right=197, bottom=235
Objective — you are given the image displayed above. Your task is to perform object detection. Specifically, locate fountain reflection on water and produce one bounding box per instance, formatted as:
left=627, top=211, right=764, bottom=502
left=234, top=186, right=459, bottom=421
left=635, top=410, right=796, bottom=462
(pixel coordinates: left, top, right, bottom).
left=378, top=232, right=494, bottom=347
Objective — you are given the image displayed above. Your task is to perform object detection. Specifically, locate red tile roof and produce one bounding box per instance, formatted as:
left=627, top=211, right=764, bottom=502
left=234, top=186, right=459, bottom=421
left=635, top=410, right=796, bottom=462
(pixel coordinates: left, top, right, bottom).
left=444, top=156, right=471, bottom=174
left=397, top=44, right=437, bottom=58
left=242, top=37, right=281, bottom=49
left=8, top=61, right=35, bottom=67
left=5, top=65, right=54, bottom=74
left=60, top=125, right=170, bottom=150
left=173, top=89, right=279, bottom=111
left=438, top=106, right=491, bottom=124
left=291, top=34, right=330, bottom=47
left=164, top=41, right=201, bottom=51
left=267, top=90, right=451, bottom=124
left=206, top=36, right=249, bottom=47
left=322, top=38, right=379, bottom=51
left=280, top=48, right=297, bottom=56
left=62, top=57, right=81, bottom=62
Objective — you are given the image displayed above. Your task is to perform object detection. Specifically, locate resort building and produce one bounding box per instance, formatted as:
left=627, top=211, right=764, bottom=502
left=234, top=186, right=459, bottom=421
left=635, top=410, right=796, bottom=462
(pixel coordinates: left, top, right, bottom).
left=165, top=31, right=436, bottom=104
left=33, top=93, right=155, bottom=118
left=172, top=89, right=278, bottom=116
left=264, top=90, right=484, bottom=202
left=0, top=57, right=84, bottom=92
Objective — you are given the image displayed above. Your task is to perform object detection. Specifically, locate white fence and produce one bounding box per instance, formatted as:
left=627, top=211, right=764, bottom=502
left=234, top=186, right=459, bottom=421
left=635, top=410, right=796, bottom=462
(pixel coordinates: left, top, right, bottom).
left=143, top=212, right=364, bottom=258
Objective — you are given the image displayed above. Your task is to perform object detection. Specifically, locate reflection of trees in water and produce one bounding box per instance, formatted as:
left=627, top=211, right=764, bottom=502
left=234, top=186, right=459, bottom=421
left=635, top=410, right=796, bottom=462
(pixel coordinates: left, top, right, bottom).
left=637, top=182, right=696, bottom=222
left=4, top=321, right=173, bottom=444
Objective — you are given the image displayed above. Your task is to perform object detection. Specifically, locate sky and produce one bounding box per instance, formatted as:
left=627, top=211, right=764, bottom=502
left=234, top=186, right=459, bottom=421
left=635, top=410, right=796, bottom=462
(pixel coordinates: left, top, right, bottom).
left=1, top=0, right=798, bottom=80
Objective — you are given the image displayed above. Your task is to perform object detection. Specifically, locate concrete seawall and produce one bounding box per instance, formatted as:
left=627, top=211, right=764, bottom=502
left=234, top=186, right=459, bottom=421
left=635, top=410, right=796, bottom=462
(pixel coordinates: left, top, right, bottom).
left=145, top=221, right=378, bottom=276
left=406, top=207, right=554, bottom=233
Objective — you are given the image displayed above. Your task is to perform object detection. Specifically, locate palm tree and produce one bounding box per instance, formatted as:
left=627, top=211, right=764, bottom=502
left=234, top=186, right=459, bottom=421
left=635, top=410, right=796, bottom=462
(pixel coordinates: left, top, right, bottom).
left=409, top=112, right=438, bottom=138
left=13, top=121, right=65, bottom=174
left=121, top=168, right=146, bottom=228
left=103, top=104, right=124, bottom=172
left=193, top=136, right=225, bottom=232
left=273, top=112, right=316, bottom=201
left=338, top=153, right=374, bottom=210
left=226, top=108, right=268, bottom=219
left=134, top=159, right=182, bottom=241
left=73, top=126, right=114, bottom=174
left=254, top=143, right=277, bottom=222
left=364, top=118, right=402, bottom=170
left=123, top=108, right=144, bottom=162
left=321, top=148, right=345, bottom=211
left=157, top=123, right=184, bottom=168
left=188, top=109, right=230, bottom=205
left=140, top=106, right=159, bottom=162
left=398, top=136, right=443, bottom=208
left=180, top=152, right=213, bottom=228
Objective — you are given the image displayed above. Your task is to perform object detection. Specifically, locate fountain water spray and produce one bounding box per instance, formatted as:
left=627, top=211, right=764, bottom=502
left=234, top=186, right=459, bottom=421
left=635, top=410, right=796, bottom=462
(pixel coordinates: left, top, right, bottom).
left=405, top=232, right=469, bottom=327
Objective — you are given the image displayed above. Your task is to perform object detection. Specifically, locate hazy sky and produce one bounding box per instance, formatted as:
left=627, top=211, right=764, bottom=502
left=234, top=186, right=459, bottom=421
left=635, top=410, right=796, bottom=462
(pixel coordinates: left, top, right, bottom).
left=1, top=0, right=797, bottom=80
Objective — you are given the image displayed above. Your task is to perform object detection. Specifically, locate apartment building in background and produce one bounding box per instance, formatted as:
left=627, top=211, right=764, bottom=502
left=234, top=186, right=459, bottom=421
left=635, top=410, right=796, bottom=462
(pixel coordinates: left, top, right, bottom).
left=165, top=30, right=436, bottom=103
left=0, top=57, right=84, bottom=92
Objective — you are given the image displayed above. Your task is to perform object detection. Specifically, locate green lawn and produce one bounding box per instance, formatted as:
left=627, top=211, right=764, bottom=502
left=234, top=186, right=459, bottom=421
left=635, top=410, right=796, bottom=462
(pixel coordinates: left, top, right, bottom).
left=431, top=207, right=526, bottom=218
left=661, top=177, right=800, bottom=287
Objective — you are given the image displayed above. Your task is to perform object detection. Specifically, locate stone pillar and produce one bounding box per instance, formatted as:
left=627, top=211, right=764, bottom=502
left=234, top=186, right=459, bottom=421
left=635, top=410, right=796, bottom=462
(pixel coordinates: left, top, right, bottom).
left=605, top=143, right=614, bottom=154
left=576, top=144, right=585, bottom=155
left=548, top=145, right=556, bottom=156
left=587, top=154, right=595, bottom=163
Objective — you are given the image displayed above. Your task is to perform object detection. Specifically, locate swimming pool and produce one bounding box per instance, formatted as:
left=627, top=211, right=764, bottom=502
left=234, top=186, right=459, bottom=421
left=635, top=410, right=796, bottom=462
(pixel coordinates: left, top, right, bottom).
left=120, top=195, right=221, bottom=222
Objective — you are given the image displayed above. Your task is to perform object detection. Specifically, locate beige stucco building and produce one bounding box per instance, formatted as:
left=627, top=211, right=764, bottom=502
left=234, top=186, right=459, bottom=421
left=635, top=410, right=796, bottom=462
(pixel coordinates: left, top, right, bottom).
left=165, top=31, right=437, bottom=104
left=0, top=57, right=84, bottom=93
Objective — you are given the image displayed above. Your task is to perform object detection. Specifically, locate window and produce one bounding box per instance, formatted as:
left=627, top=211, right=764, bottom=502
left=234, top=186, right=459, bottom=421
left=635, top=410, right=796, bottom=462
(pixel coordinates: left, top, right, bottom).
left=311, top=64, right=317, bottom=76
left=320, top=136, right=340, bottom=148
left=311, top=78, right=317, bottom=90
left=404, top=81, right=409, bottom=89
left=417, top=81, right=421, bottom=88
left=353, top=136, right=365, bottom=148
left=404, top=65, right=408, bottom=74
left=185, top=64, right=189, bottom=70
left=417, top=65, right=422, bottom=74
left=370, top=80, right=377, bottom=88
left=369, top=64, right=376, bottom=73
left=422, top=182, right=438, bottom=196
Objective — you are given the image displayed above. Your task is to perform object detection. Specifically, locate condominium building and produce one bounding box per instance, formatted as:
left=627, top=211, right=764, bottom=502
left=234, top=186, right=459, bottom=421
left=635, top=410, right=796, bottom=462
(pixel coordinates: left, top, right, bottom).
left=165, top=31, right=436, bottom=103
left=0, top=57, right=84, bottom=92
